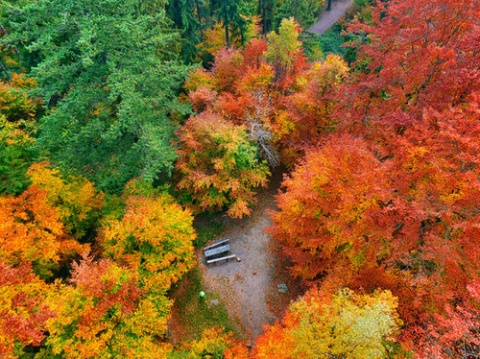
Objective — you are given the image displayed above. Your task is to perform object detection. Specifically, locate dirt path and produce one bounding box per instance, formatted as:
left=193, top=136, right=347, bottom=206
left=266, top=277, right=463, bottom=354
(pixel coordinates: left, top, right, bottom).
left=308, top=0, right=354, bottom=34
left=198, top=169, right=303, bottom=344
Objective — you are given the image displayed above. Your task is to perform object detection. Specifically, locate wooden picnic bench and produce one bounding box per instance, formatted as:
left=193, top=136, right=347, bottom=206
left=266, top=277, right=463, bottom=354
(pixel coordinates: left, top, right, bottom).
left=203, top=238, right=230, bottom=251
left=203, top=238, right=237, bottom=265
left=206, top=254, right=237, bottom=265
left=204, top=244, right=231, bottom=259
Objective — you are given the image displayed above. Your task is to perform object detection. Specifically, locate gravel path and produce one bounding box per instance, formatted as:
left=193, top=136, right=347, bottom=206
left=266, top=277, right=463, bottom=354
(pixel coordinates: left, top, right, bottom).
left=198, top=170, right=284, bottom=343
left=308, top=0, right=354, bottom=34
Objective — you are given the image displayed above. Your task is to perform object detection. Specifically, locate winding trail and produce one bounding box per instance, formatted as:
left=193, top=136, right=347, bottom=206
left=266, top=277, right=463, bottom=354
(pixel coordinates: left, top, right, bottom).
left=198, top=169, right=291, bottom=344
left=308, top=0, right=354, bottom=35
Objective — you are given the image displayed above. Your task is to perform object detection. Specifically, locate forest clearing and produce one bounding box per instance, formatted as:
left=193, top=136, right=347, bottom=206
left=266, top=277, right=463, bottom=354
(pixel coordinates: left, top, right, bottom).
left=1, top=0, right=479, bottom=358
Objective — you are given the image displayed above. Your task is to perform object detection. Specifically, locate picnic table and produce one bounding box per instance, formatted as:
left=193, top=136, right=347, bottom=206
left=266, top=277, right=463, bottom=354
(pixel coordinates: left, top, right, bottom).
left=204, top=244, right=231, bottom=259
left=203, top=239, right=237, bottom=265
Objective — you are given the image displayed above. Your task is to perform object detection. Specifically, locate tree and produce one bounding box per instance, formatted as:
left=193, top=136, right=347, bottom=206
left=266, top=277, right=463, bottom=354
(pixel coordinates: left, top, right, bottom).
left=175, top=112, right=270, bottom=218
left=326, top=0, right=332, bottom=11
left=27, top=162, right=105, bottom=241
left=0, top=115, right=36, bottom=195
left=0, top=73, right=43, bottom=123
left=274, top=0, right=326, bottom=30
left=41, top=257, right=172, bottom=359
left=209, top=0, right=250, bottom=45
left=173, top=327, right=249, bottom=359
left=270, top=135, right=390, bottom=281
left=100, top=183, right=196, bottom=292
left=258, top=0, right=276, bottom=33
left=339, top=0, right=480, bottom=134
left=167, top=0, right=205, bottom=63
left=280, top=54, right=349, bottom=165
left=1, top=0, right=191, bottom=193
left=254, top=288, right=403, bottom=359
left=0, top=73, right=42, bottom=195
left=0, top=185, right=88, bottom=279
left=269, top=113, right=480, bottom=343
left=0, top=262, right=54, bottom=358
left=264, top=18, right=308, bottom=89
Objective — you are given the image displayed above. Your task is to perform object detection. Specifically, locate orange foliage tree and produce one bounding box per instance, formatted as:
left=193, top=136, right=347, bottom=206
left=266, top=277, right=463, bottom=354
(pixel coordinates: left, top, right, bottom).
left=270, top=135, right=391, bottom=281
left=0, top=185, right=88, bottom=279
left=175, top=112, right=270, bottom=218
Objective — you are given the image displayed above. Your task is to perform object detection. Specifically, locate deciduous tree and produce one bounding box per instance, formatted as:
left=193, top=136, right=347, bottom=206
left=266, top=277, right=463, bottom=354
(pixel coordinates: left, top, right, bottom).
left=270, top=135, right=390, bottom=280
left=100, top=184, right=196, bottom=292
left=41, top=257, right=172, bottom=359
left=176, top=112, right=269, bottom=218
left=0, top=262, right=54, bottom=358
left=28, top=162, right=105, bottom=241
left=0, top=185, right=87, bottom=279
left=254, top=288, right=403, bottom=359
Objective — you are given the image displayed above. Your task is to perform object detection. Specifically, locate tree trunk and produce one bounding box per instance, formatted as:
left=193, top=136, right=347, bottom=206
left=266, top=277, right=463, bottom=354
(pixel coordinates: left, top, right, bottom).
left=326, top=0, right=333, bottom=11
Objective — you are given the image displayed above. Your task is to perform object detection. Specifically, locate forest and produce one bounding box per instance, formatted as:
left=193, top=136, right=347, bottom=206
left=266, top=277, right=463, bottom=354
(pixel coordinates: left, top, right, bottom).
left=0, top=0, right=479, bottom=358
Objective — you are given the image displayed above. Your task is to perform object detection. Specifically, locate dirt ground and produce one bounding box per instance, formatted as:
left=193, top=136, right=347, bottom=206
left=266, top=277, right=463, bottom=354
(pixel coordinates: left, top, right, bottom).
left=197, top=168, right=305, bottom=344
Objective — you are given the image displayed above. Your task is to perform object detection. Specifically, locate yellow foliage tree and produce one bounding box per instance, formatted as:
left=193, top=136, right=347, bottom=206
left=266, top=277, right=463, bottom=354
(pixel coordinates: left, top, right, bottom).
left=100, top=186, right=196, bottom=293
left=254, top=288, right=403, bottom=359
left=27, top=162, right=105, bottom=240
left=264, top=18, right=303, bottom=72
left=42, top=257, right=172, bottom=359
left=179, top=327, right=248, bottom=359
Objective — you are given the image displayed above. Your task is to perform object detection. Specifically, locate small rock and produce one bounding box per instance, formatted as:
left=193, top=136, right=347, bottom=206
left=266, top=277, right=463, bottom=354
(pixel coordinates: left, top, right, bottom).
left=209, top=299, right=219, bottom=307
left=236, top=257, right=242, bottom=262
left=277, top=283, right=288, bottom=294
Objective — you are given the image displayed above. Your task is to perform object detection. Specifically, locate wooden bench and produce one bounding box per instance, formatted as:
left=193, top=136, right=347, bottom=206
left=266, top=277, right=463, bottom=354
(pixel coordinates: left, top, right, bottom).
left=203, top=238, right=230, bottom=252
left=204, top=244, right=231, bottom=259
left=207, top=254, right=237, bottom=265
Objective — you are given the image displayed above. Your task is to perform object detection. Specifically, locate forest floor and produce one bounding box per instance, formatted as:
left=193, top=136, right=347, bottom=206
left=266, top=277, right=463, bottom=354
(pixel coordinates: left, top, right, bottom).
left=168, top=1, right=354, bottom=347
left=195, top=168, right=305, bottom=344
left=168, top=169, right=305, bottom=346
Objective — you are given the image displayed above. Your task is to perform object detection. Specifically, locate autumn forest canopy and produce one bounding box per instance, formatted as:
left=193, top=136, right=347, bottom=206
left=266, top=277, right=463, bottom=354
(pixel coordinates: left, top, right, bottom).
left=1, top=0, right=479, bottom=357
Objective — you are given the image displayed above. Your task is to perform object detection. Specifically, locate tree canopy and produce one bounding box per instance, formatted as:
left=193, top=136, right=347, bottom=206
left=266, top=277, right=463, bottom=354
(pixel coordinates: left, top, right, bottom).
left=1, top=0, right=191, bottom=193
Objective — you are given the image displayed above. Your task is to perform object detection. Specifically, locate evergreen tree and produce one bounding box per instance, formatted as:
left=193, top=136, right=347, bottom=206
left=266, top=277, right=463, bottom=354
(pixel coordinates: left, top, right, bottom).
left=167, top=0, right=206, bottom=63
left=1, top=0, right=191, bottom=193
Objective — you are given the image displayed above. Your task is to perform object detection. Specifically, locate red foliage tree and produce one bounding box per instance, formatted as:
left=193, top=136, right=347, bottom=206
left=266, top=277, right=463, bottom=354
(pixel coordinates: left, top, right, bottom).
left=0, top=262, right=54, bottom=357
left=338, top=0, right=480, bottom=136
